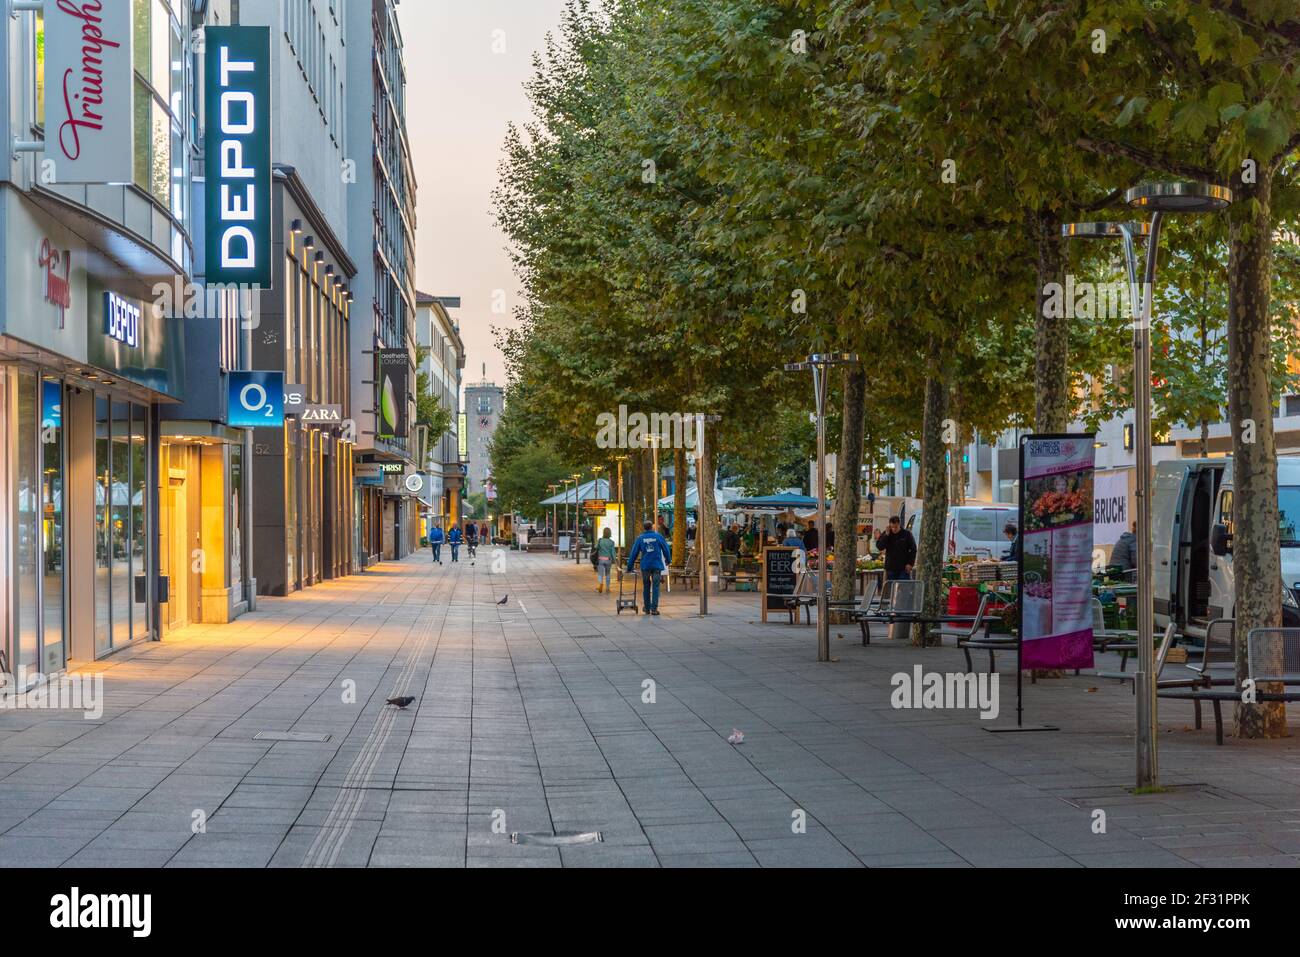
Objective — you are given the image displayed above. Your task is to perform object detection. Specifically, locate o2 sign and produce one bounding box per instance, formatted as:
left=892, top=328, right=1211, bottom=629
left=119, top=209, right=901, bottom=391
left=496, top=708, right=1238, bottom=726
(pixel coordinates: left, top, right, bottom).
left=205, top=27, right=271, bottom=286
left=228, top=371, right=284, bottom=428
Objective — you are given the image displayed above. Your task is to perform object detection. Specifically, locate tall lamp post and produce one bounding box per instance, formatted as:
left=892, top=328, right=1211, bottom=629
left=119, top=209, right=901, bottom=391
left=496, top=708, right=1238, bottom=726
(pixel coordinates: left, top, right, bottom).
left=696, top=415, right=722, bottom=617
left=785, top=353, right=860, bottom=662
left=562, top=477, right=573, bottom=557
left=573, top=471, right=585, bottom=566
left=1063, top=180, right=1231, bottom=789
left=547, top=484, right=560, bottom=553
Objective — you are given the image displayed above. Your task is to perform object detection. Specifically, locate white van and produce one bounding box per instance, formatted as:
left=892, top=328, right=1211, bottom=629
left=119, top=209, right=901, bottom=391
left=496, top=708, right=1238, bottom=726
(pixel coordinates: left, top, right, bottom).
left=903, top=504, right=1019, bottom=560
left=1152, top=457, right=1300, bottom=636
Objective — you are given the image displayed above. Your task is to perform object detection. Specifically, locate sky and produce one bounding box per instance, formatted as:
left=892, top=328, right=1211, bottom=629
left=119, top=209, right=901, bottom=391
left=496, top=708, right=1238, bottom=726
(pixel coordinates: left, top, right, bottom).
left=398, top=0, right=570, bottom=391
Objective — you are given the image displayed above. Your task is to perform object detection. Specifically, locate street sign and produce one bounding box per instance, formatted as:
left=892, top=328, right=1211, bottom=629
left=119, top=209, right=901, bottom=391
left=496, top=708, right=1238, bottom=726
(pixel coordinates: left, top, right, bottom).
left=228, top=371, right=284, bottom=428
left=584, top=499, right=607, bottom=513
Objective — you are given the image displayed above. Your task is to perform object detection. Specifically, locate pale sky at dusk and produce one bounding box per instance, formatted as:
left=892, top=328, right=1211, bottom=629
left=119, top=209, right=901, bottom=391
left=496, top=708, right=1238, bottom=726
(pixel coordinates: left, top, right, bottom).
left=398, top=0, right=570, bottom=392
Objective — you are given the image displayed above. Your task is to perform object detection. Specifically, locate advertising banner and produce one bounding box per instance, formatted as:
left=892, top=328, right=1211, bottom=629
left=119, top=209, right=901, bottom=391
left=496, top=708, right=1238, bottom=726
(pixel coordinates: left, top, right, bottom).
left=1092, top=469, right=1131, bottom=548
left=229, top=371, right=285, bottom=428
left=205, top=26, right=272, bottom=286
left=1019, top=435, right=1096, bottom=671
left=46, top=0, right=134, bottom=183
left=377, top=350, right=410, bottom=440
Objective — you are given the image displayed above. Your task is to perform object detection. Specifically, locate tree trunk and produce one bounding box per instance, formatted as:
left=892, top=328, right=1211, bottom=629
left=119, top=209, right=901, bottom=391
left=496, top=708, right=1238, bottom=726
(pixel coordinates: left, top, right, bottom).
left=1035, top=210, right=1070, bottom=432
left=913, top=359, right=949, bottom=647
left=696, top=422, right=719, bottom=599
left=1228, top=164, right=1285, bottom=738
left=833, top=365, right=867, bottom=608
left=672, top=445, right=688, bottom=567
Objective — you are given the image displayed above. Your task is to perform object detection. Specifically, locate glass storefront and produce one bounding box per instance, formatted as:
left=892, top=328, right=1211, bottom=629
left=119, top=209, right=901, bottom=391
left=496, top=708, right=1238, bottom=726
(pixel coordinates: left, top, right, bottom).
left=4, top=372, right=66, bottom=678
left=95, top=398, right=152, bottom=656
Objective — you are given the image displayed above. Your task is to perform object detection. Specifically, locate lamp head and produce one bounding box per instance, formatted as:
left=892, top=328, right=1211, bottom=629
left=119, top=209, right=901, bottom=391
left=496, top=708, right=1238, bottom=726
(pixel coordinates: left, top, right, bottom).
left=1061, top=221, right=1151, bottom=240
left=1125, top=181, right=1232, bottom=213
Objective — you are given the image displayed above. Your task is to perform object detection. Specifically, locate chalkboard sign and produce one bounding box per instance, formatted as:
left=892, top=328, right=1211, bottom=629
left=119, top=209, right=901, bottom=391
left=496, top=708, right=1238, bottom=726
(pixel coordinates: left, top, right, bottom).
left=761, top=547, right=798, bottom=622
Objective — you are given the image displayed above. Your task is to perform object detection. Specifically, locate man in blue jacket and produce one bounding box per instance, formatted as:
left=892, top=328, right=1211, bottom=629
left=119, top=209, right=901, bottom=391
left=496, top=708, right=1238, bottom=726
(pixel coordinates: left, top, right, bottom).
left=429, top=524, right=445, bottom=564
left=449, top=524, right=464, bottom=563
left=626, top=520, right=671, bottom=616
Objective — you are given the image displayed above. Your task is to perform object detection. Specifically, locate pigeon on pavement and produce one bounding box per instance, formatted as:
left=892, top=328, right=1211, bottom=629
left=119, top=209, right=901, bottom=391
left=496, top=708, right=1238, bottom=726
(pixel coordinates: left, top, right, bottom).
left=387, top=696, right=416, bottom=709
left=497, top=595, right=509, bottom=605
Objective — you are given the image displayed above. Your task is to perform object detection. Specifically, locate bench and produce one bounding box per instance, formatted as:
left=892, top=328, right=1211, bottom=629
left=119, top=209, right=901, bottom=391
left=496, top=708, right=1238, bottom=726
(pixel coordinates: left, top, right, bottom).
left=853, top=580, right=924, bottom=645
left=665, top=552, right=699, bottom=592
left=719, top=553, right=760, bottom=591
left=934, top=593, right=994, bottom=658
left=1157, top=627, right=1300, bottom=745
left=784, top=572, right=822, bottom=625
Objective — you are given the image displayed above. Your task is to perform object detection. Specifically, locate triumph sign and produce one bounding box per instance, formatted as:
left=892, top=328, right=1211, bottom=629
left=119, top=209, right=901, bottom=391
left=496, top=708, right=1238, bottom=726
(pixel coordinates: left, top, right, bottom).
left=46, top=0, right=134, bottom=183
left=205, top=27, right=272, bottom=287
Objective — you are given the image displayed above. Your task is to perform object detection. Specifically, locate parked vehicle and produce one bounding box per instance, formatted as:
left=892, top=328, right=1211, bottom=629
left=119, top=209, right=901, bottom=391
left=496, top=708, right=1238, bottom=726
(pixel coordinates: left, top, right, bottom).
left=1152, top=457, right=1300, bottom=637
left=902, top=504, right=1020, bottom=560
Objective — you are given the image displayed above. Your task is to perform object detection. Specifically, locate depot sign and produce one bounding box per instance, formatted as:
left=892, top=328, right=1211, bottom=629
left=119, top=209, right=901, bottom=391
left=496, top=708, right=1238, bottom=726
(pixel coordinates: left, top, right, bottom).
left=205, top=27, right=271, bottom=287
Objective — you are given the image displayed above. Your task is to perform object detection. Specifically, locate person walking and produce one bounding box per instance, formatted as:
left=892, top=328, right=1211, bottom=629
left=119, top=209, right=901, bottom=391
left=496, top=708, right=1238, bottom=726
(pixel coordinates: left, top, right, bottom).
left=627, top=520, right=671, bottom=616
left=466, top=522, right=479, bottom=559
left=874, top=515, right=917, bottom=581
left=595, top=527, right=617, bottom=593
left=449, top=524, right=463, bottom=563
left=429, top=524, right=445, bottom=565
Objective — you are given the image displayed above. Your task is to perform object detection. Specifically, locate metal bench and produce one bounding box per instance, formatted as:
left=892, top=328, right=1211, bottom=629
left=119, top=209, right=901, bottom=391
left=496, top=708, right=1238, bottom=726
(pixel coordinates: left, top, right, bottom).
left=1157, top=626, right=1300, bottom=745
left=853, top=579, right=924, bottom=645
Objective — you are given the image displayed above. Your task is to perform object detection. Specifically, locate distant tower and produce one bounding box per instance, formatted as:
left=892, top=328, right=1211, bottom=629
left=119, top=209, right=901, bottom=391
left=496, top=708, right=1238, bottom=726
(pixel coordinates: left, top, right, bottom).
left=464, top=375, right=505, bottom=500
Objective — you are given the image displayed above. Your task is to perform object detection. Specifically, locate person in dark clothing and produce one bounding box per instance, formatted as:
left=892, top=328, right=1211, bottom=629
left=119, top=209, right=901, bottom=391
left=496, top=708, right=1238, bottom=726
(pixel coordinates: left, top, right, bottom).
left=1002, top=521, right=1021, bottom=563
left=802, top=519, right=819, bottom=553
left=723, top=526, right=740, bottom=554
left=874, top=516, right=917, bottom=581
left=1110, top=522, right=1136, bottom=570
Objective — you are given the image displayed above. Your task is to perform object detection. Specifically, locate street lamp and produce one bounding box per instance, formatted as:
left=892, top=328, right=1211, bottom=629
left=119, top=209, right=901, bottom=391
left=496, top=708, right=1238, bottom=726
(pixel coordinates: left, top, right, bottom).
left=696, top=415, right=722, bottom=617
left=1063, top=179, right=1231, bottom=790
left=547, top=483, right=560, bottom=553
left=573, top=471, right=584, bottom=566
left=614, top=454, right=629, bottom=558
left=785, top=353, right=860, bottom=662
left=561, top=477, right=573, bottom=557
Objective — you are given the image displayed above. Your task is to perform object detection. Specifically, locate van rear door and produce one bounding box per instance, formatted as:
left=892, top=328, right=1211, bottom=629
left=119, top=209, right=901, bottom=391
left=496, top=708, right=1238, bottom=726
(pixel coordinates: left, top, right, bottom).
left=1152, top=462, right=1197, bottom=628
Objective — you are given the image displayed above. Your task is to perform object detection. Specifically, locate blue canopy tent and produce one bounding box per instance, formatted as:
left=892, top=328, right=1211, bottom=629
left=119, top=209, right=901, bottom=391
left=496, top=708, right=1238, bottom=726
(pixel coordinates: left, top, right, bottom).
left=655, top=485, right=740, bottom=512
left=728, top=493, right=827, bottom=511
left=539, top=479, right=611, bottom=507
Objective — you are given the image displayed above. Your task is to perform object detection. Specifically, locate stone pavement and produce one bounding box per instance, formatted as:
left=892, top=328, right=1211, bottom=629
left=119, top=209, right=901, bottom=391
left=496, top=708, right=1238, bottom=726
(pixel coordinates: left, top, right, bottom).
left=2, top=549, right=1300, bottom=868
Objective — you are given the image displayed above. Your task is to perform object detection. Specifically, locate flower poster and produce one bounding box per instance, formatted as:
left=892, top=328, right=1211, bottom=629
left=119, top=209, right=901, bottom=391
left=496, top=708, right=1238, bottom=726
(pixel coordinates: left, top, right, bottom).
left=1020, top=436, right=1096, bottom=670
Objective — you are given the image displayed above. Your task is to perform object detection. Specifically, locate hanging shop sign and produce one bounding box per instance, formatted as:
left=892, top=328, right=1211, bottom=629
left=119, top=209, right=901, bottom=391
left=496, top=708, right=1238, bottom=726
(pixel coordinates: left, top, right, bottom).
left=376, top=350, right=410, bottom=440
left=228, top=370, right=285, bottom=428
left=283, top=384, right=307, bottom=416
left=86, top=282, right=185, bottom=399
left=379, top=463, right=406, bottom=474
left=457, top=413, right=468, bottom=459
left=205, top=26, right=272, bottom=286
left=46, top=0, right=134, bottom=183
left=1018, top=434, right=1096, bottom=671
left=302, top=404, right=344, bottom=426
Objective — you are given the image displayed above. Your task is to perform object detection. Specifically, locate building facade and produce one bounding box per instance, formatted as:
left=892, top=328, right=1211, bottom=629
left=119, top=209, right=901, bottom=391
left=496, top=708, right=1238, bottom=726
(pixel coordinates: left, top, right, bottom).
left=416, top=293, right=465, bottom=532
left=346, top=0, right=420, bottom=566
left=1, top=0, right=192, bottom=672
left=464, top=379, right=504, bottom=503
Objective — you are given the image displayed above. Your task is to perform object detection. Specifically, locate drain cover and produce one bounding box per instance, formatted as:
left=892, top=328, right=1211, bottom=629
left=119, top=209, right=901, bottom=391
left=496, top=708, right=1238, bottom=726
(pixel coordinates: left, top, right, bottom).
left=254, top=731, right=333, bottom=743
left=510, top=831, right=603, bottom=846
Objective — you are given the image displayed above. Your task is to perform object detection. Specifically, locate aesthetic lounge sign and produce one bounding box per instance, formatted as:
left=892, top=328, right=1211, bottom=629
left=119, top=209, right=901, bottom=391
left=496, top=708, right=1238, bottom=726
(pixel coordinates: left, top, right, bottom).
left=205, top=26, right=272, bottom=287
left=46, top=0, right=134, bottom=183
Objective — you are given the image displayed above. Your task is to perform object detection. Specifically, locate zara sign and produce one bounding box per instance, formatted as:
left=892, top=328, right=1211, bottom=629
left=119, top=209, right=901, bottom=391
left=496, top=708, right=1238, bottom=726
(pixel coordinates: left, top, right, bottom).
left=204, top=26, right=272, bottom=287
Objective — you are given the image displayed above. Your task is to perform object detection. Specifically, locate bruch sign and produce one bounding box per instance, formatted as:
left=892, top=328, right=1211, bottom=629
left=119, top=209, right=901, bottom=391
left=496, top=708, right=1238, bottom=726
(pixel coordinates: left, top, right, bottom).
left=205, top=26, right=272, bottom=287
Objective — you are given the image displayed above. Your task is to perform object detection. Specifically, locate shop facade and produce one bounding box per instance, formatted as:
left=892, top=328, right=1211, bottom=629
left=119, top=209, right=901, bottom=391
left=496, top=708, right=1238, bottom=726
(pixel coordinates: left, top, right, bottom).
left=0, top=192, right=185, bottom=674
left=249, top=171, right=356, bottom=596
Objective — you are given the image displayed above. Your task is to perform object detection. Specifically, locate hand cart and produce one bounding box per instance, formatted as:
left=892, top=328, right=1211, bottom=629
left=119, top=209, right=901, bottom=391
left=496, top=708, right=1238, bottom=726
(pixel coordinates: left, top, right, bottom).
left=616, top=567, right=638, bottom=615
